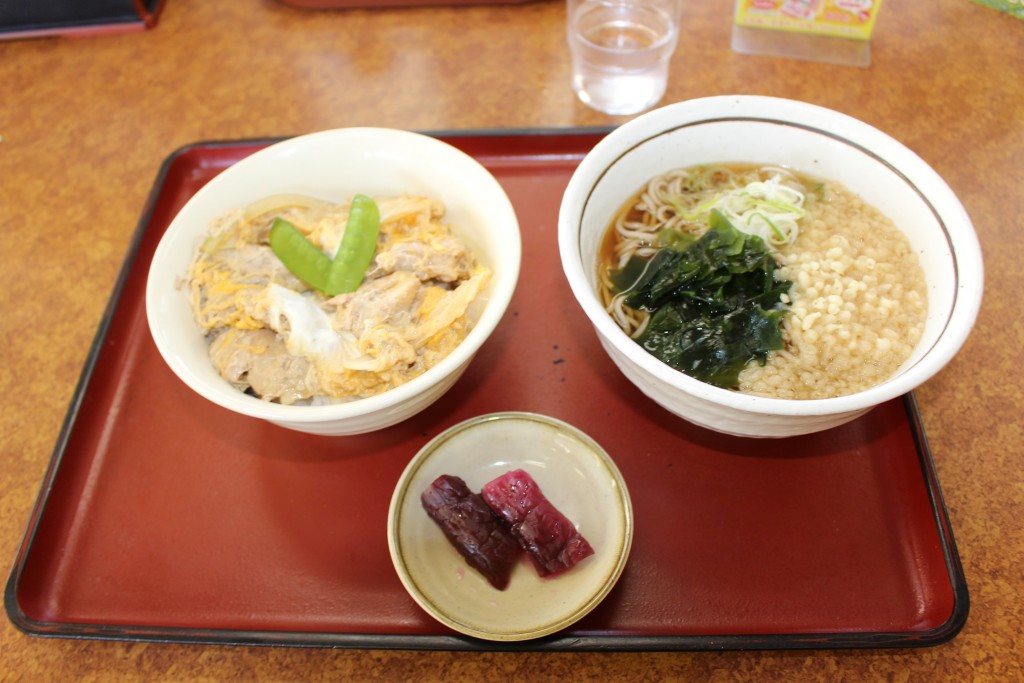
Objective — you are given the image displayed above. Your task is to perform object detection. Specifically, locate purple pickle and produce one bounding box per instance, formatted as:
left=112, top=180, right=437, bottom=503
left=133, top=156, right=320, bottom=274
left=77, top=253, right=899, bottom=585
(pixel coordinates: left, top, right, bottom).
left=480, top=469, right=595, bottom=577
left=421, top=474, right=521, bottom=590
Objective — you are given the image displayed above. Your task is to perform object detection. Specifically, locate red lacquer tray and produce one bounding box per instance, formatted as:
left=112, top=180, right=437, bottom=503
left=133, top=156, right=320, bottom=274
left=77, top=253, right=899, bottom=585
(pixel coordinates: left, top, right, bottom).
left=4, top=131, right=968, bottom=650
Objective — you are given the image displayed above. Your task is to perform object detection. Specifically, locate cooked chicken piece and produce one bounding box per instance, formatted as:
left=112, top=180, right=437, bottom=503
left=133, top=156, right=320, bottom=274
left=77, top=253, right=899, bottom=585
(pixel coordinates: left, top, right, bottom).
left=371, top=238, right=469, bottom=283
left=329, top=271, right=421, bottom=334
left=208, top=328, right=315, bottom=404
left=211, top=245, right=306, bottom=290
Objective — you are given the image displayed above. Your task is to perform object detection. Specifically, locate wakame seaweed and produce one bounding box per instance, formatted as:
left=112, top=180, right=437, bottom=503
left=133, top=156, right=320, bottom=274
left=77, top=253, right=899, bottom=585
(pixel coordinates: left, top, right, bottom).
left=615, top=210, right=792, bottom=389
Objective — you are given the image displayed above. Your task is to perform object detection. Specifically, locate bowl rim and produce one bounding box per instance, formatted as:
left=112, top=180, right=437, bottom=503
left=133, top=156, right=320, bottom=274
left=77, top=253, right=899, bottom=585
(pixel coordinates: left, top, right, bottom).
left=558, top=95, right=984, bottom=417
left=145, top=127, right=522, bottom=425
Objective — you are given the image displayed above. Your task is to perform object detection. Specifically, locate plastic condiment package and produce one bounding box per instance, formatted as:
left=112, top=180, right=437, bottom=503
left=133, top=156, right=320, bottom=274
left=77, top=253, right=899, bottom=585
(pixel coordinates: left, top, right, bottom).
left=733, top=0, right=884, bottom=41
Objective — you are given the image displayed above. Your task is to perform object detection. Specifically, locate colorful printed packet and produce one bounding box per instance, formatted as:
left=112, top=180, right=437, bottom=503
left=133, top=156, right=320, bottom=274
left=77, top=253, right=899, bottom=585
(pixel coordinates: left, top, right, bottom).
left=734, top=0, right=884, bottom=40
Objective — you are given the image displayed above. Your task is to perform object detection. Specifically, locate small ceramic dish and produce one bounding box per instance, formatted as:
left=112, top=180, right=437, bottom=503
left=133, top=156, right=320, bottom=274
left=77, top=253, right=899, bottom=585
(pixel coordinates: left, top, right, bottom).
left=387, top=412, right=633, bottom=641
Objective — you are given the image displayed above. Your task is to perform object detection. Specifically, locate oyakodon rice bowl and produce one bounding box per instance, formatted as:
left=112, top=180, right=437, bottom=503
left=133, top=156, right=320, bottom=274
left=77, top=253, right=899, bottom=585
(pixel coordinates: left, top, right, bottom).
left=147, top=128, right=521, bottom=436
left=559, top=96, right=983, bottom=438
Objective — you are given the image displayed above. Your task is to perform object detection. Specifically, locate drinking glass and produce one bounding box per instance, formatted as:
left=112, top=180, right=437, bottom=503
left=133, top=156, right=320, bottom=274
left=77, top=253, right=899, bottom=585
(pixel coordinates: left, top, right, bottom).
left=567, top=0, right=681, bottom=116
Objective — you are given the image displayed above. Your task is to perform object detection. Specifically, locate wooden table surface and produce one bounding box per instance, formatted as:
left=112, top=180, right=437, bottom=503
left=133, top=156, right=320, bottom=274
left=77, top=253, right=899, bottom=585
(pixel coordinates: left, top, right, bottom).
left=2, top=0, right=1021, bottom=680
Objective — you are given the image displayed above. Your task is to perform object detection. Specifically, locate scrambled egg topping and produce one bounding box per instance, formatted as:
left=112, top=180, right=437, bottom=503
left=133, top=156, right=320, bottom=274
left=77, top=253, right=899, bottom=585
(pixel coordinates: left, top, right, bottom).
left=186, top=195, right=490, bottom=405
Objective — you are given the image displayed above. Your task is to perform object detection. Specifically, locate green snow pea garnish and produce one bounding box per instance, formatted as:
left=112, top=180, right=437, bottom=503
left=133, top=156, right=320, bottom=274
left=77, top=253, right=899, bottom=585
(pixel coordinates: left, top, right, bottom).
left=268, top=194, right=381, bottom=297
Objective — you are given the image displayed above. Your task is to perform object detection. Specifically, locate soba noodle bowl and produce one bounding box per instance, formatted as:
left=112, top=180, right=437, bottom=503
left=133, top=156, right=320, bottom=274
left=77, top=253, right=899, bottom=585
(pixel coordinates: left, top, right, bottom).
left=599, top=164, right=927, bottom=400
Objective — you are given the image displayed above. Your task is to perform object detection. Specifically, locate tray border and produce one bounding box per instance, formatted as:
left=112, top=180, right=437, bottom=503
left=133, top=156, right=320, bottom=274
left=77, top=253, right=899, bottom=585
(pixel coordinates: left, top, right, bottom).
left=4, top=131, right=969, bottom=651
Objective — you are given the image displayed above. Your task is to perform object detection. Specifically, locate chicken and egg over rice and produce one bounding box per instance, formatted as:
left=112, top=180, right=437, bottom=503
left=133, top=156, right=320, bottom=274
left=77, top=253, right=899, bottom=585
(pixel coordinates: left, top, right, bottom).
left=186, top=194, right=489, bottom=405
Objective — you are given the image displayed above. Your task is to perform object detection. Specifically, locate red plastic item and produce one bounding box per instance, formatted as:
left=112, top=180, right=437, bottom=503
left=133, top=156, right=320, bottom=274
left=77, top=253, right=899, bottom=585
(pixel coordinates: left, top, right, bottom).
left=4, top=131, right=968, bottom=650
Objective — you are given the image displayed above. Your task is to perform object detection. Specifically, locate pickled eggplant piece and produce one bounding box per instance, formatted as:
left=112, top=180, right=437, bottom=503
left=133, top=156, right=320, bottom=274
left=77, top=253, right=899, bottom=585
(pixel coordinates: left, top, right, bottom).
left=480, top=469, right=594, bottom=577
left=421, top=474, right=521, bottom=590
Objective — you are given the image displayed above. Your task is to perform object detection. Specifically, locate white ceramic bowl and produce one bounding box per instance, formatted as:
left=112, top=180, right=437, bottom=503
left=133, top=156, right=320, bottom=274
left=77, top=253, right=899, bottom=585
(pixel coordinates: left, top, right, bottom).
left=146, top=128, right=521, bottom=436
left=559, top=96, right=984, bottom=438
